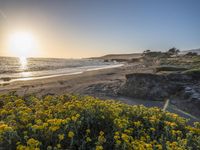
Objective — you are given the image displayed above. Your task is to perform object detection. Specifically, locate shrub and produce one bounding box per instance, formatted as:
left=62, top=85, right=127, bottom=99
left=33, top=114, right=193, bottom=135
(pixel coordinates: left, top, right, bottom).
left=155, top=66, right=188, bottom=72
left=143, top=51, right=170, bottom=58
left=167, top=47, right=180, bottom=56
left=184, top=68, right=200, bottom=79
left=0, top=94, right=199, bottom=149
left=185, top=52, right=198, bottom=56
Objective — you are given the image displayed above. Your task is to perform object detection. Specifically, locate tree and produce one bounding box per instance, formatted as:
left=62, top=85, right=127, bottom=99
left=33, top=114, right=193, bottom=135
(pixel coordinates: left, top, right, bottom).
left=167, top=47, right=180, bottom=55
left=142, top=50, right=151, bottom=56
left=185, top=52, right=198, bottom=56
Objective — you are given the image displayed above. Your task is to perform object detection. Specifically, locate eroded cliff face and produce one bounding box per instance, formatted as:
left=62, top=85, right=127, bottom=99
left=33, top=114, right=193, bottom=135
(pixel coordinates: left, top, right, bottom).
left=119, top=73, right=199, bottom=101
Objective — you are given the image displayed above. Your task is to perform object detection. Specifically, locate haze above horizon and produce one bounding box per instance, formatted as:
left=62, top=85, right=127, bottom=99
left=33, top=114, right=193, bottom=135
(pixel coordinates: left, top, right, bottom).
left=0, top=0, right=199, bottom=58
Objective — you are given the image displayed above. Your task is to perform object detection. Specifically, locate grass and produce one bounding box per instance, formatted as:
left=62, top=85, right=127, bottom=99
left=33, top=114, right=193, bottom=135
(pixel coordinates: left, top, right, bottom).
left=159, top=55, right=200, bottom=70
left=155, top=66, right=188, bottom=72
left=0, top=94, right=200, bottom=149
left=184, top=68, right=200, bottom=74
left=183, top=68, right=200, bottom=78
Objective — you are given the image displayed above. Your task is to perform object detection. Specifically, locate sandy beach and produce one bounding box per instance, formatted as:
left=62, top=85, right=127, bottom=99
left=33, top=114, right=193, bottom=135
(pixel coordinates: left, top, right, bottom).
left=0, top=62, right=140, bottom=97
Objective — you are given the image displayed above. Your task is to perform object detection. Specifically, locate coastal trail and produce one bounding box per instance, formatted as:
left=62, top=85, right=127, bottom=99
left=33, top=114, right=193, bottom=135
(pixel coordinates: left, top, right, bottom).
left=117, top=97, right=200, bottom=123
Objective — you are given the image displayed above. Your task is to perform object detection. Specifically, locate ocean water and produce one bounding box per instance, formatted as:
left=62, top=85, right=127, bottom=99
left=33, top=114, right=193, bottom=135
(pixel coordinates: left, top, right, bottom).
left=0, top=57, right=122, bottom=83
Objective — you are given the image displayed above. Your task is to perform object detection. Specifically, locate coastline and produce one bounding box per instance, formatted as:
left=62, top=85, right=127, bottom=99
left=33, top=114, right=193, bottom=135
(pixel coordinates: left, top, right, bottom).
left=0, top=63, right=128, bottom=96
left=0, top=63, right=124, bottom=84
left=0, top=58, right=150, bottom=98
left=0, top=57, right=199, bottom=123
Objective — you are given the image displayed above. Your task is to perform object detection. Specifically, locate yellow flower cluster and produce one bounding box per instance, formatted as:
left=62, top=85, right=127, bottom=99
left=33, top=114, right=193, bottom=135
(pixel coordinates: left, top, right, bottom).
left=0, top=94, right=199, bottom=149
left=68, top=131, right=75, bottom=138
left=96, top=131, right=106, bottom=148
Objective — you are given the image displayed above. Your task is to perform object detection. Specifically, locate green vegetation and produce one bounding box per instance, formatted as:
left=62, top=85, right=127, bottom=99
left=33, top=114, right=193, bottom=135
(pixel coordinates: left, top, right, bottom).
left=155, top=66, right=188, bottom=72
left=143, top=51, right=169, bottom=58
left=0, top=94, right=200, bottom=150
left=185, top=52, right=198, bottom=56
left=142, top=47, right=180, bottom=58
left=159, top=55, right=200, bottom=70
left=167, top=47, right=180, bottom=56
left=184, top=68, right=200, bottom=73
left=142, top=48, right=199, bottom=71
left=184, top=68, right=200, bottom=78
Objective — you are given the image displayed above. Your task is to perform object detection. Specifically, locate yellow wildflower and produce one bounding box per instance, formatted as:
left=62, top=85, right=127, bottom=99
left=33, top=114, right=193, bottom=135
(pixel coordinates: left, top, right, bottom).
left=116, top=140, right=121, bottom=145
left=86, top=137, right=92, bottom=142
left=27, top=138, right=40, bottom=148
left=114, top=135, right=120, bottom=140
left=57, top=144, right=61, bottom=148
left=68, top=131, right=75, bottom=138
left=86, top=129, right=91, bottom=134
left=99, top=131, right=104, bottom=136
left=115, top=131, right=119, bottom=135
left=121, top=133, right=129, bottom=143
left=47, top=146, right=52, bottom=150
left=96, top=145, right=103, bottom=150
left=58, top=134, right=64, bottom=141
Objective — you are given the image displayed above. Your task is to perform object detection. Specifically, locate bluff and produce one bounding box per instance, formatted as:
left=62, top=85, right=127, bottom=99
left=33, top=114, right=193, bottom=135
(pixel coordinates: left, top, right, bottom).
left=119, top=73, right=199, bottom=101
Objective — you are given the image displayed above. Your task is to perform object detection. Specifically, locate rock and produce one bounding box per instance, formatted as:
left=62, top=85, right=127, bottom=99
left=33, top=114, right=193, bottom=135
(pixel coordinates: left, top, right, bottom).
left=184, top=87, right=194, bottom=98
left=182, top=86, right=200, bottom=102
left=171, top=100, right=177, bottom=105
left=119, top=73, right=184, bottom=100
left=191, top=93, right=200, bottom=101
left=185, top=87, right=192, bottom=91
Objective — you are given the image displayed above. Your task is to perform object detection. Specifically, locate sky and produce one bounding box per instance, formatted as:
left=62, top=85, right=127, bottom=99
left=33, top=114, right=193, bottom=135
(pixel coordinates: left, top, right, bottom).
left=0, top=0, right=200, bottom=58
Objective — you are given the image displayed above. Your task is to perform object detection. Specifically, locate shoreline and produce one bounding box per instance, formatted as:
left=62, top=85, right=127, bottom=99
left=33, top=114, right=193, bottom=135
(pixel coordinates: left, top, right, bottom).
left=0, top=63, right=124, bottom=84
left=0, top=63, right=129, bottom=95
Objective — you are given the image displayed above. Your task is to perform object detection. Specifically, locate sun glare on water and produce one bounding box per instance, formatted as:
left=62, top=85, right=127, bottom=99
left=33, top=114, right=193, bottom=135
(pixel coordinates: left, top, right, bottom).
left=19, top=56, right=27, bottom=70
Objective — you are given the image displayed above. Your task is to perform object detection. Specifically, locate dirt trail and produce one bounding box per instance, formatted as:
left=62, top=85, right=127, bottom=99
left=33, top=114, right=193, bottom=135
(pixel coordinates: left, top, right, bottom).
left=117, top=96, right=200, bottom=123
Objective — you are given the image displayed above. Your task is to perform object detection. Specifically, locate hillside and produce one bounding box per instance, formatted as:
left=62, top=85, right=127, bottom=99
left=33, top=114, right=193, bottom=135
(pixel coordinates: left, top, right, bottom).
left=91, top=53, right=142, bottom=61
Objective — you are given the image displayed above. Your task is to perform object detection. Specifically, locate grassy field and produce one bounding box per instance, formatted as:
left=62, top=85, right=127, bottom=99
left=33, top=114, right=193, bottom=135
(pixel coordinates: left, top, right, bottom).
left=0, top=94, right=200, bottom=149
left=159, top=55, right=200, bottom=71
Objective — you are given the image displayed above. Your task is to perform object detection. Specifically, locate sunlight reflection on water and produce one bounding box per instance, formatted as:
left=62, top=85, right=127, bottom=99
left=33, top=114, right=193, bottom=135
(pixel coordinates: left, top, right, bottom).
left=18, top=57, right=32, bottom=77
left=19, top=56, right=27, bottom=70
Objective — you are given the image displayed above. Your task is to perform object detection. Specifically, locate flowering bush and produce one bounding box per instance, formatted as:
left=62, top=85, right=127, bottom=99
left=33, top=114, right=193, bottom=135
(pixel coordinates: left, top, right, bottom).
left=0, top=94, right=199, bottom=149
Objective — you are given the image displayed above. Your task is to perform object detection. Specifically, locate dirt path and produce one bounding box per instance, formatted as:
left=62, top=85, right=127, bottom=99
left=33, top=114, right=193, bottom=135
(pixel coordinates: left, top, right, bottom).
left=117, top=96, right=200, bottom=124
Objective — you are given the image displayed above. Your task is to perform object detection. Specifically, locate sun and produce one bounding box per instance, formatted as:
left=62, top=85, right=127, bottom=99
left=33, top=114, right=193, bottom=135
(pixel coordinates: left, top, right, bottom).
left=8, top=31, right=38, bottom=58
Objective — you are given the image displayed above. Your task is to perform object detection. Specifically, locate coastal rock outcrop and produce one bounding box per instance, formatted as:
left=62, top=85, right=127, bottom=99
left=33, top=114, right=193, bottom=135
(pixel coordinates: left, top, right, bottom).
left=119, top=73, right=198, bottom=101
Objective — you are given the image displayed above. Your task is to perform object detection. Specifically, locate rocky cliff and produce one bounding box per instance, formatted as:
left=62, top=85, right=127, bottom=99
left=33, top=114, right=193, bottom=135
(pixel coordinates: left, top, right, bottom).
left=119, top=73, right=199, bottom=101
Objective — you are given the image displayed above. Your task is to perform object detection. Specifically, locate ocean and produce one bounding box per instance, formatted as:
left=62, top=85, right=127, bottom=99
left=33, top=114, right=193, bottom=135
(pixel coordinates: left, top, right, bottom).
left=0, top=57, right=122, bottom=83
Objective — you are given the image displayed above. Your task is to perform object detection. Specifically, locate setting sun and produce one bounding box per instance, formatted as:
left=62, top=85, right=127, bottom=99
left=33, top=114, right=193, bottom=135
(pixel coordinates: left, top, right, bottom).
left=8, top=31, right=38, bottom=57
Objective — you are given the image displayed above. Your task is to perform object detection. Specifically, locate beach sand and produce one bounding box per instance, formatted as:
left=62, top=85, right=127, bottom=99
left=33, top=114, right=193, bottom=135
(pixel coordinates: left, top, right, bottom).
left=0, top=62, right=148, bottom=98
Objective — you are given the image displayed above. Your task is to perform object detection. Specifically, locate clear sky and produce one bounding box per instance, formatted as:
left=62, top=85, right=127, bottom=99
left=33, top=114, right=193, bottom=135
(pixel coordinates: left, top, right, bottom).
left=0, top=0, right=199, bottom=58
